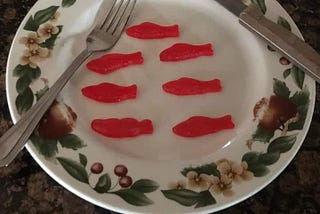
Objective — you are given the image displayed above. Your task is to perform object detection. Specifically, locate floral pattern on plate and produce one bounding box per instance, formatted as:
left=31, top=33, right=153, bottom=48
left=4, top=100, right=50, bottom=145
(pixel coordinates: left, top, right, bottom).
left=12, top=0, right=85, bottom=159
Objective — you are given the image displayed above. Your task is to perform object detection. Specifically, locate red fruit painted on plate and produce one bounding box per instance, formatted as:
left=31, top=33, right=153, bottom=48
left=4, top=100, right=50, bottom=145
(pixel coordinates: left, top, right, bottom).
left=86, top=52, right=143, bottom=74
left=279, top=57, right=290, bottom=65
left=173, top=115, right=235, bottom=137
left=126, top=22, right=179, bottom=39
left=119, top=176, right=133, bottom=188
left=114, top=164, right=128, bottom=177
left=163, top=77, right=222, bottom=95
left=81, top=82, right=137, bottom=103
left=91, top=162, right=104, bottom=174
left=91, top=118, right=153, bottom=138
left=160, top=43, right=213, bottom=62
left=38, top=101, right=77, bottom=139
left=254, top=95, right=298, bottom=131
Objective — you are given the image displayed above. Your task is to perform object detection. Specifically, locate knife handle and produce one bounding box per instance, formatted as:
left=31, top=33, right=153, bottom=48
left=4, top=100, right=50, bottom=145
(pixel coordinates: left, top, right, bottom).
left=239, top=4, right=320, bottom=83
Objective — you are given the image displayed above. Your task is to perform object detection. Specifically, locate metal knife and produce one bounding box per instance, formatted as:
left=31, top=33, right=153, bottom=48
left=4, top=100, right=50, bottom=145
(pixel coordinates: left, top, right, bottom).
left=215, top=0, right=320, bottom=83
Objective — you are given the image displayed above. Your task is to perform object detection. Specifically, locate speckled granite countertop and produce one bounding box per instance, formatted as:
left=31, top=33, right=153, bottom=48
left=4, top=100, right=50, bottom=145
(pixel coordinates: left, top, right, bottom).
left=0, top=0, right=319, bottom=213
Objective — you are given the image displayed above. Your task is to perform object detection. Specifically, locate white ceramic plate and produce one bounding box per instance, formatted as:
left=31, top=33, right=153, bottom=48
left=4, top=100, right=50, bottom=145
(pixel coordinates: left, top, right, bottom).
left=6, top=0, right=315, bottom=213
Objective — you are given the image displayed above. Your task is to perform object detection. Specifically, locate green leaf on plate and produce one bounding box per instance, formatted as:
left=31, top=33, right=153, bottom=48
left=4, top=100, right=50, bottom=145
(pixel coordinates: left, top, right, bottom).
left=252, top=125, right=275, bottom=143
left=248, top=164, right=270, bottom=177
left=291, top=66, right=305, bottom=89
left=277, top=16, right=292, bottom=31
left=15, top=87, right=34, bottom=114
left=273, top=78, right=290, bottom=99
left=62, top=0, right=77, bottom=7
left=283, top=68, right=291, bottom=79
left=40, top=25, right=63, bottom=49
left=24, top=16, right=38, bottom=31
left=251, top=0, right=267, bottom=14
left=30, top=134, right=58, bottom=159
left=33, top=6, right=59, bottom=26
left=13, top=64, right=41, bottom=79
left=161, top=189, right=199, bottom=207
left=16, top=76, right=31, bottom=94
left=289, top=106, right=309, bottom=131
left=243, top=151, right=280, bottom=167
left=13, top=65, right=25, bottom=77
left=79, top=153, right=87, bottom=167
left=288, top=87, right=310, bottom=131
left=24, top=6, right=60, bottom=31
left=94, top=173, right=111, bottom=193
left=267, top=135, right=296, bottom=154
left=258, top=152, right=280, bottom=165
left=290, top=87, right=310, bottom=107
left=195, top=190, right=216, bottom=208
left=59, top=134, right=86, bottom=150
left=131, top=179, right=159, bottom=193
left=181, top=162, right=219, bottom=177
left=57, top=157, right=89, bottom=183
left=112, top=189, right=154, bottom=206
left=13, top=64, right=29, bottom=77
left=242, top=151, right=260, bottom=165
left=28, top=67, right=41, bottom=80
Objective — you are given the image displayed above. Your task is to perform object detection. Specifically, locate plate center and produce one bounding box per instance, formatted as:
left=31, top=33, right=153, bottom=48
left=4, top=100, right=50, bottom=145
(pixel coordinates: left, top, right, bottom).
left=66, top=0, right=268, bottom=161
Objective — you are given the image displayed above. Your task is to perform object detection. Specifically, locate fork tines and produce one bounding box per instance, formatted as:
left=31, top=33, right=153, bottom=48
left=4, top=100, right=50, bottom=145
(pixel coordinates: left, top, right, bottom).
left=101, top=0, right=137, bottom=36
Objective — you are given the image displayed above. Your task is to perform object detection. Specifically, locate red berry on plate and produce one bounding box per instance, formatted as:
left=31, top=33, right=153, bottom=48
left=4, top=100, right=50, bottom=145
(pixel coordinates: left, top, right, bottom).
left=119, top=176, right=133, bottom=188
left=114, top=164, right=128, bottom=177
left=279, top=57, right=290, bottom=65
left=91, top=162, right=104, bottom=174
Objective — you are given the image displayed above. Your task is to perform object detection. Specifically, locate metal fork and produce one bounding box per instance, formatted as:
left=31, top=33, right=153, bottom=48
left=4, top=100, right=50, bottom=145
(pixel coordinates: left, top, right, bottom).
left=0, top=0, right=137, bottom=167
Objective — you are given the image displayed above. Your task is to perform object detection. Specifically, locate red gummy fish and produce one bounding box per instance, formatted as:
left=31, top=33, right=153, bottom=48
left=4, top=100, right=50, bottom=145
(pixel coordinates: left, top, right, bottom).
left=126, top=22, right=179, bottom=39
left=86, top=52, right=143, bottom=74
left=173, top=115, right=235, bottom=137
left=81, top=82, right=137, bottom=103
left=163, top=77, right=222, bottom=96
left=160, top=43, right=213, bottom=62
left=91, top=118, right=153, bottom=138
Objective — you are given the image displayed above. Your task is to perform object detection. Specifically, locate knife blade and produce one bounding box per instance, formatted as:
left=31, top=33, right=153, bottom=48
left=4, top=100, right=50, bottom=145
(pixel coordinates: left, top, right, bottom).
left=215, top=0, right=320, bottom=83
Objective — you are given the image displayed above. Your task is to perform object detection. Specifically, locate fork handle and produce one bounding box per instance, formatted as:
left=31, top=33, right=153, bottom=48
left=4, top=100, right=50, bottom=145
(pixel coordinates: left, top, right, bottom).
left=239, top=4, right=320, bottom=83
left=0, top=49, right=92, bottom=167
